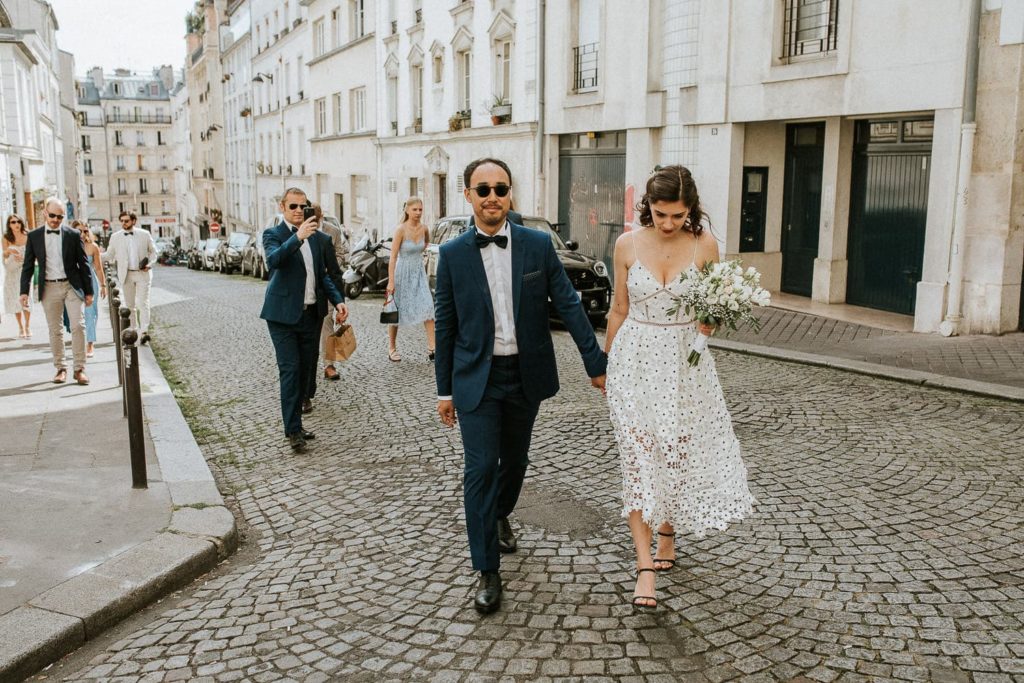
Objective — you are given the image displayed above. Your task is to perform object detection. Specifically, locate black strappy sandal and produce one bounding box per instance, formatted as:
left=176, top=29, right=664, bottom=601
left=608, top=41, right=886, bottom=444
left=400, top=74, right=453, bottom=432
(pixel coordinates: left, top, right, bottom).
left=654, top=531, right=676, bottom=572
left=632, top=568, right=657, bottom=611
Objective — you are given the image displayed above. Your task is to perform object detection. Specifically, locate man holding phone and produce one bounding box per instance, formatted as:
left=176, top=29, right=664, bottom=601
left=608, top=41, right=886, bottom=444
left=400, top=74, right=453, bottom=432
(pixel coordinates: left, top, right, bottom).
left=102, top=210, right=158, bottom=344
left=260, top=188, right=348, bottom=453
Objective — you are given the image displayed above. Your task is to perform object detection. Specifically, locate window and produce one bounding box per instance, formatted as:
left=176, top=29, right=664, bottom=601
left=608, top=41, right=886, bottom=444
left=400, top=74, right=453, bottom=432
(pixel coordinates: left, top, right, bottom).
left=114, top=130, right=124, bottom=146
left=87, top=183, right=94, bottom=198
left=83, top=159, right=93, bottom=175
left=137, top=155, right=145, bottom=171
left=297, top=55, right=304, bottom=95
left=457, top=51, right=471, bottom=111
left=112, top=83, right=121, bottom=95
left=350, top=0, right=365, bottom=39
left=411, top=66, right=424, bottom=122
left=314, top=18, right=326, bottom=56
left=351, top=87, right=366, bottom=131
left=333, top=93, right=343, bottom=133
left=387, top=75, right=398, bottom=132
left=315, top=98, right=327, bottom=135
left=782, top=0, right=838, bottom=60
left=139, top=178, right=149, bottom=194
left=297, top=127, right=306, bottom=174
left=433, top=53, right=443, bottom=84
left=157, top=131, right=165, bottom=145
left=494, top=40, right=511, bottom=103
left=161, top=178, right=169, bottom=193
left=136, top=130, right=145, bottom=146
left=149, top=83, right=159, bottom=96
left=116, top=156, right=126, bottom=171
left=573, top=0, right=599, bottom=92
left=162, top=200, right=169, bottom=214
left=117, top=178, right=128, bottom=194
left=81, top=134, right=91, bottom=151
left=331, top=8, right=340, bottom=48
left=119, top=202, right=126, bottom=214
left=140, top=202, right=149, bottom=216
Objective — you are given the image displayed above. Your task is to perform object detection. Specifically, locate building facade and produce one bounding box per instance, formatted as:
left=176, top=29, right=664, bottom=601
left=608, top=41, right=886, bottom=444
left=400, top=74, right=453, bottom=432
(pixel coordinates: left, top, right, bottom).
left=74, top=66, right=178, bottom=238
left=0, top=0, right=67, bottom=228
left=374, top=0, right=540, bottom=238
left=220, top=0, right=256, bottom=237
left=186, top=0, right=228, bottom=239
left=251, top=0, right=313, bottom=229
left=170, top=80, right=198, bottom=247
left=58, top=49, right=81, bottom=219
left=544, top=0, right=1024, bottom=334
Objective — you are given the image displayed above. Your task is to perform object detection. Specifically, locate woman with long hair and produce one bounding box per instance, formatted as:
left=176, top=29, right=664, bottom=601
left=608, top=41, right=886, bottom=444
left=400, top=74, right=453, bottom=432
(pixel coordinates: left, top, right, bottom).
left=604, top=166, right=755, bottom=610
left=74, top=220, right=106, bottom=356
left=384, top=197, right=435, bottom=361
left=3, top=213, right=32, bottom=338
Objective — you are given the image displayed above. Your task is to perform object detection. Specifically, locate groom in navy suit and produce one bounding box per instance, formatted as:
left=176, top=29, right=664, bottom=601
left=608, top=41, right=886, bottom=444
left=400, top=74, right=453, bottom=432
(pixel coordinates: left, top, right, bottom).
left=435, top=158, right=607, bottom=613
left=260, top=187, right=348, bottom=453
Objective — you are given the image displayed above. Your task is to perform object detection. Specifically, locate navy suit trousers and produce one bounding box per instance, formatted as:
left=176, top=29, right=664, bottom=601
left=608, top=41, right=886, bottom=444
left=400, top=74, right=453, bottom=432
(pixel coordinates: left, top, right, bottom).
left=267, top=305, right=321, bottom=436
left=457, top=356, right=540, bottom=572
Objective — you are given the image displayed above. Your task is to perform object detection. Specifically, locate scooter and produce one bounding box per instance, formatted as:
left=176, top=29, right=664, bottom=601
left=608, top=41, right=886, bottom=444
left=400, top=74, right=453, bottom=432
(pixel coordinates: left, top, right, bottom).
left=341, top=236, right=391, bottom=299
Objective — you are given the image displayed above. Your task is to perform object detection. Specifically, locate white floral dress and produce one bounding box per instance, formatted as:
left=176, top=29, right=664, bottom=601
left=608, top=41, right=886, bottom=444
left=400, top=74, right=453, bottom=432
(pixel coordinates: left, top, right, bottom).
left=606, top=237, right=754, bottom=537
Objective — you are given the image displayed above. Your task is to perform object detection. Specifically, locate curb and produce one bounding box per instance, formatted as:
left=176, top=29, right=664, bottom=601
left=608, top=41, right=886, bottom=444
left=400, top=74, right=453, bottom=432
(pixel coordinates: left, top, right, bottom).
left=710, top=337, right=1024, bottom=403
left=0, top=344, right=236, bottom=682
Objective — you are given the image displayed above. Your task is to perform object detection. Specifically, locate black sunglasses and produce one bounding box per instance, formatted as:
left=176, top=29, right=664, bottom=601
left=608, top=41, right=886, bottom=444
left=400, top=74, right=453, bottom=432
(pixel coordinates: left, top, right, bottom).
left=9, top=219, right=22, bottom=224
left=286, top=202, right=310, bottom=211
left=470, top=184, right=511, bottom=198
left=48, top=213, right=65, bottom=219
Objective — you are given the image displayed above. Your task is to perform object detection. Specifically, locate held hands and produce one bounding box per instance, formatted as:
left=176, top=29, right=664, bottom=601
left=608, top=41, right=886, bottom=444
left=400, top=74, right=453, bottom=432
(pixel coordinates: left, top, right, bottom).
left=334, top=303, right=349, bottom=324
left=296, top=216, right=319, bottom=241
left=437, top=399, right=457, bottom=428
left=591, top=374, right=607, bottom=396
left=85, top=295, right=94, bottom=307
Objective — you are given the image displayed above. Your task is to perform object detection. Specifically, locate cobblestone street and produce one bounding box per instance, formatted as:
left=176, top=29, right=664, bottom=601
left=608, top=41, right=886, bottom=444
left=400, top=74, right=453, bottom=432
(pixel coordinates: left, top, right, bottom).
left=38, top=267, right=1024, bottom=683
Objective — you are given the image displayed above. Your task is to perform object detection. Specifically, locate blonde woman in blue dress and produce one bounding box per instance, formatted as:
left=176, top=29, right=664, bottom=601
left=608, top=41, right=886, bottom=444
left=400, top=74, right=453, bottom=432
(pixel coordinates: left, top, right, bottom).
left=385, top=197, right=436, bottom=361
left=604, top=166, right=755, bottom=611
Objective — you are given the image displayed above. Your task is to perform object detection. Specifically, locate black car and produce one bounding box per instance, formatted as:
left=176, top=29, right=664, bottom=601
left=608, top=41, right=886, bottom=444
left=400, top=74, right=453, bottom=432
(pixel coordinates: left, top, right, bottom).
left=213, top=232, right=253, bottom=274
left=425, top=215, right=611, bottom=325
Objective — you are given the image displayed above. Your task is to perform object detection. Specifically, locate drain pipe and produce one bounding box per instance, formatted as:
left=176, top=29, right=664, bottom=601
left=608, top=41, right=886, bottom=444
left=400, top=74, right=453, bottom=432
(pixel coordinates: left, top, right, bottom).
left=939, top=0, right=983, bottom=337
left=535, top=0, right=546, bottom=216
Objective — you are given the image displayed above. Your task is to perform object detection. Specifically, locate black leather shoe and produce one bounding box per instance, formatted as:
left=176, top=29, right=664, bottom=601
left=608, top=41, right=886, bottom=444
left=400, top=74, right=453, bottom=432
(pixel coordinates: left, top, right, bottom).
left=301, top=399, right=313, bottom=414
left=474, top=571, right=502, bottom=614
left=301, top=430, right=316, bottom=440
left=287, top=432, right=307, bottom=453
left=497, top=517, right=517, bottom=553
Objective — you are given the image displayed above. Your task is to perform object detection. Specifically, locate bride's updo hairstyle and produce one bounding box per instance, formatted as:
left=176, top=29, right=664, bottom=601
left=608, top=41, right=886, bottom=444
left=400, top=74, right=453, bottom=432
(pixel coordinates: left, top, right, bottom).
left=635, top=164, right=704, bottom=236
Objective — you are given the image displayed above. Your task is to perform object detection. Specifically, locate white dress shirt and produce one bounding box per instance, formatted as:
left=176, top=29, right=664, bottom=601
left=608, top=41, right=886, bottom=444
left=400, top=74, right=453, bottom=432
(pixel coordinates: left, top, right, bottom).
left=124, top=230, right=139, bottom=270
left=287, top=222, right=317, bottom=306
left=477, top=222, right=518, bottom=356
left=44, top=227, right=67, bottom=280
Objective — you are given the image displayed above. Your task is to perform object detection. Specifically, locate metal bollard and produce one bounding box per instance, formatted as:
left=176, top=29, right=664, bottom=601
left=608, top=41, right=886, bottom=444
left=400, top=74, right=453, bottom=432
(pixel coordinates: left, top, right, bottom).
left=110, top=293, right=123, bottom=387
left=119, top=306, right=131, bottom=416
left=121, top=326, right=147, bottom=489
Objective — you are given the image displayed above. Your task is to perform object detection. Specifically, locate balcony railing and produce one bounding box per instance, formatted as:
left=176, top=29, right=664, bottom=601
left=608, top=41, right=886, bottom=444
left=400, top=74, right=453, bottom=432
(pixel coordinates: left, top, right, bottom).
left=781, top=0, right=838, bottom=60
left=573, top=43, right=599, bottom=92
left=106, top=114, right=172, bottom=124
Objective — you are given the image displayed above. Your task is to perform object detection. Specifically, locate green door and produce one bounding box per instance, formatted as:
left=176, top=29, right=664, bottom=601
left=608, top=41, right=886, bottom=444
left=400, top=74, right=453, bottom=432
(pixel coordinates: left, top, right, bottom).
left=781, top=123, right=825, bottom=296
left=846, top=120, right=932, bottom=315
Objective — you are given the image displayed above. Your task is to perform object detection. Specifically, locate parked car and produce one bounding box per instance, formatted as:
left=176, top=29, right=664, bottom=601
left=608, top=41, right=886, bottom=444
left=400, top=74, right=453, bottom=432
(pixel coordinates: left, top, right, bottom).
left=187, top=240, right=207, bottom=270
left=425, top=215, right=612, bottom=325
left=214, top=232, right=252, bottom=274
left=201, top=237, right=222, bottom=270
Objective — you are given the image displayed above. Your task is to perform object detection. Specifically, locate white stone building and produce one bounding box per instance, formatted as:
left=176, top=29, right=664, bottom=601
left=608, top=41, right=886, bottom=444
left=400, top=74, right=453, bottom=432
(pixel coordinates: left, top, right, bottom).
left=171, top=80, right=198, bottom=247
left=544, top=0, right=1024, bottom=334
left=302, top=0, right=376, bottom=234
left=250, top=0, right=313, bottom=229
left=58, top=49, right=82, bottom=219
left=74, top=66, right=178, bottom=238
left=220, top=0, right=256, bottom=237
left=0, top=0, right=67, bottom=228
left=374, top=0, right=541, bottom=237
left=185, top=0, right=228, bottom=239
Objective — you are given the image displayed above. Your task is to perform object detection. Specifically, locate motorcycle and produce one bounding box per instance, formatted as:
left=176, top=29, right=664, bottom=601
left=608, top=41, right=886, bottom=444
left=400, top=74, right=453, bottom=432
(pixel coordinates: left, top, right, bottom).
left=341, top=236, right=391, bottom=299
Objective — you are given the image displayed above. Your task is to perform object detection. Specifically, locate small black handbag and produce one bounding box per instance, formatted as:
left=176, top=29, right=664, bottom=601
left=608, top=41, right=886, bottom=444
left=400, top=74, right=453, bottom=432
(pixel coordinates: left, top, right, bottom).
left=380, top=295, right=399, bottom=325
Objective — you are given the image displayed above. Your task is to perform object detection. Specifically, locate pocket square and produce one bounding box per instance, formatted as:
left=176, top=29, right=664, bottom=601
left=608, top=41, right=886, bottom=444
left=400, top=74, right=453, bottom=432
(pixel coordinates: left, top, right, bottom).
left=522, top=270, right=543, bottom=282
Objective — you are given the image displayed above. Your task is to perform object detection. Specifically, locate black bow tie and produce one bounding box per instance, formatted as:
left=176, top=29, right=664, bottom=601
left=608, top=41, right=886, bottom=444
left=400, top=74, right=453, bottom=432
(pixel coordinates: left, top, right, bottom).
left=46, top=229, right=60, bottom=235
left=475, top=233, right=508, bottom=249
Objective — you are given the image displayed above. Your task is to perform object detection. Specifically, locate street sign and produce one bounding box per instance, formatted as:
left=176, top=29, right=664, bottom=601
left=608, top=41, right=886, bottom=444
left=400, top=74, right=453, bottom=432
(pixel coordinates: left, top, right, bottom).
left=210, top=222, right=220, bottom=233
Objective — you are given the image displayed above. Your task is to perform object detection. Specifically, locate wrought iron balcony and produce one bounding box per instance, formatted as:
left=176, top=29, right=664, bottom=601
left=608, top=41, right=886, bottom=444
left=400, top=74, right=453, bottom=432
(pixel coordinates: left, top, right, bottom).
left=573, top=43, right=599, bottom=92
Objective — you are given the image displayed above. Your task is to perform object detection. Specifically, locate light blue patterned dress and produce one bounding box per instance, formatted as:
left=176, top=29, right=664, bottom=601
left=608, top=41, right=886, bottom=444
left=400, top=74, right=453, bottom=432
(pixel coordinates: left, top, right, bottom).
left=393, top=235, right=434, bottom=326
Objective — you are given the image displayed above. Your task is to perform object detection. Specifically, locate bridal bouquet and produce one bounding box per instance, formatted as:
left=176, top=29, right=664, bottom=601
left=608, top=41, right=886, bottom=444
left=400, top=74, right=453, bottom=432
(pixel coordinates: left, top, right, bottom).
left=669, top=260, right=771, bottom=366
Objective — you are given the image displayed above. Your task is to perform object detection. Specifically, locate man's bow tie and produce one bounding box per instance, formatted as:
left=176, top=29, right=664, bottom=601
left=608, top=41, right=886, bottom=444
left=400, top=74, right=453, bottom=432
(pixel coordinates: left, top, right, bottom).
left=46, top=229, right=60, bottom=235
left=475, top=233, right=508, bottom=249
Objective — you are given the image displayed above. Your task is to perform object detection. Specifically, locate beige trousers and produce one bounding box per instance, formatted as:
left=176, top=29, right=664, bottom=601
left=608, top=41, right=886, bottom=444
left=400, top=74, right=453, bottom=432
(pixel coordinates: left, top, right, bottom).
left=319, top=312, right=336, bottom=365
left=42, top=280, right=86, bottom=371
left=121, top=270, right=152, bottom=333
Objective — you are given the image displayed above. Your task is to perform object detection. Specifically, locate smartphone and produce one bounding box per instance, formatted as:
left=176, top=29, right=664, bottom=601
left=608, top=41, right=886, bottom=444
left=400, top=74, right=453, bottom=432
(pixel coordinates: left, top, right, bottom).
left=303, top=206, right=317, bottom=223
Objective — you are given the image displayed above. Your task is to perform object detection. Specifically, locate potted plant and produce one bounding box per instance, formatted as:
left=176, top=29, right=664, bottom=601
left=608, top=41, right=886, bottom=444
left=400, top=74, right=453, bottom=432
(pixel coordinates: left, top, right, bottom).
left=488, top=94, right=511, bottom=124
left=448, top=114, right=463, bottom=132
left=240, top=106, right=251, bottom=117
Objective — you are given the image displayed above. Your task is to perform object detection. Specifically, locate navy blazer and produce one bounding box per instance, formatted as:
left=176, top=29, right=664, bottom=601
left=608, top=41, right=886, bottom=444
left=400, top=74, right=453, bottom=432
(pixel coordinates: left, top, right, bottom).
left=434, top=222, right=607, bottom=413
left=21, top=225, right=94, bottom=302
left=259, top=222, right=344, bottom=325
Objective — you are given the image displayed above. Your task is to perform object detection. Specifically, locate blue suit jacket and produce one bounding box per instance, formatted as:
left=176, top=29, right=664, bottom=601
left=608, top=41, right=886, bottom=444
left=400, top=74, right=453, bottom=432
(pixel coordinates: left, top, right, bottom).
left=21, top=226, right=94, bottom=302
left=259, top=222, right=343, bottom=325
left=434, top=222, right=607, bottom=412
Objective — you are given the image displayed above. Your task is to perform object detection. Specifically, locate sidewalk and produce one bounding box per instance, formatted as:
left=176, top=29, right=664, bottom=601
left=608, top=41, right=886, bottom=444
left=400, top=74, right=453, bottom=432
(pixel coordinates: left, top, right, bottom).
left=0, top=294, right=236, bottom=681
left=712, top=300, right=1024, bottom=401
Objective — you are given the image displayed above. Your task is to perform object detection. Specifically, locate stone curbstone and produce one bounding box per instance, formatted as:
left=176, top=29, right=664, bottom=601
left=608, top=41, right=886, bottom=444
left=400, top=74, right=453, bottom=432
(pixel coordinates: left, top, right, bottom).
left=0, top=607, right=84, bottom=683
left=169, top=506, right=238, bottom=558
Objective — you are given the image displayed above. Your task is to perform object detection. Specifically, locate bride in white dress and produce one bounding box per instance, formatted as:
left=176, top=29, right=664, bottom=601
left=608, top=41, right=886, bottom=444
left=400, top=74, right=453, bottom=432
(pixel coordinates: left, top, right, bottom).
left=604, top=166, right=755, bottom=610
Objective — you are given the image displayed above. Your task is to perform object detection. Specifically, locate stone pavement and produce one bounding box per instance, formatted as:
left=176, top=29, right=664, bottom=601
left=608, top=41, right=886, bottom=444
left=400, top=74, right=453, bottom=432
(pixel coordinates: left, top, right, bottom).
left=0, top=280, right=235, bottom=681
left=33, top=266, right=1024, bottom=683
left=715, top=305, right=1024, bottom=397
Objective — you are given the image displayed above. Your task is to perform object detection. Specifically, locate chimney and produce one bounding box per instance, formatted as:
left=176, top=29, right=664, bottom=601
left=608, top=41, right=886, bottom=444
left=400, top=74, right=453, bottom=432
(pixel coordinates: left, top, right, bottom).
left=204, top=1, right=218, bottom=41
left=157, top=65, right=174, bottom=91
left=89, top=66, right=104, bottom=89
left=186, top=31, right=201, bottom=55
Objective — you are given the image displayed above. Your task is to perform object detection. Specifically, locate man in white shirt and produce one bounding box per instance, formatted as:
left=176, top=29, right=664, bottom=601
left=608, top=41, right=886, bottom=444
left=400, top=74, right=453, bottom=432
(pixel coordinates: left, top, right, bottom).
left=102, top=210, right=158, bottom=344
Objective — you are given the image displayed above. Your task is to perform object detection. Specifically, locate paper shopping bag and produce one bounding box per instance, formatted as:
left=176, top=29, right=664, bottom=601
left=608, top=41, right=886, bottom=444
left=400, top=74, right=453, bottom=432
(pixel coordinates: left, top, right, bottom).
left=326, top=323, right=357, bottom=361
